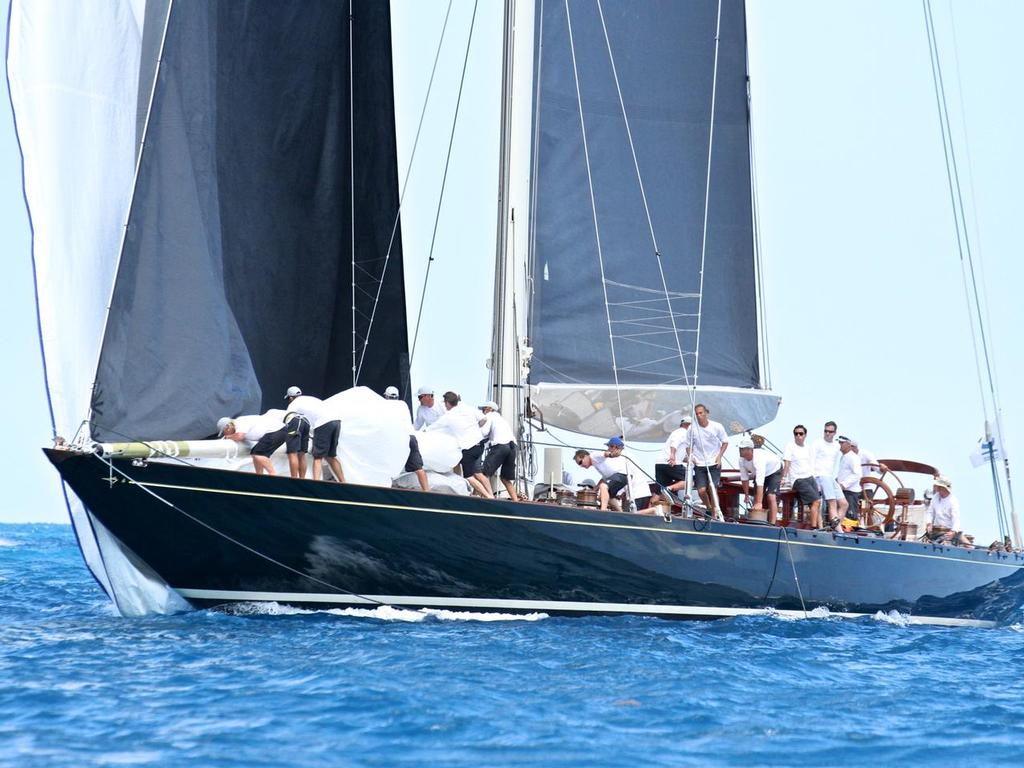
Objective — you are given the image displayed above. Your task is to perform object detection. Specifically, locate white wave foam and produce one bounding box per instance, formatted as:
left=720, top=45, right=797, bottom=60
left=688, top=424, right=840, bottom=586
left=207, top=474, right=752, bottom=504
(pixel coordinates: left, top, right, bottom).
left=0, top=538, right=19, bottom=547
left=872, top=610, right=911, bottom=627
left=764, top=605, right=832, bottom=621
left=220, top=601, right=546, bottom=622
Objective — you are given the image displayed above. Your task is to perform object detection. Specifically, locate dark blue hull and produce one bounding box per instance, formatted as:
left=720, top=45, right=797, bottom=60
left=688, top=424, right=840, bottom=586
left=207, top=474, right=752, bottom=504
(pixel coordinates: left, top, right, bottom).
left=45, top=449, right=1024, bottom=626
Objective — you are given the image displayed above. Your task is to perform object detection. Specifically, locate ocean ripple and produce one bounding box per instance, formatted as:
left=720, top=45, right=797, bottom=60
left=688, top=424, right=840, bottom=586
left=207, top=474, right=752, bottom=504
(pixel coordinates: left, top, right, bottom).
left=2, top=524, right=1024, bottom=767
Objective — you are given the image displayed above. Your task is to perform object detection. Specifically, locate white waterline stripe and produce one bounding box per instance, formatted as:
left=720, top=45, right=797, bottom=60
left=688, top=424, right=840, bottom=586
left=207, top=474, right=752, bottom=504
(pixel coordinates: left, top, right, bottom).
left=134, top=479, right=1023, bottom=570
left=175, top=589, right=995, bottom=628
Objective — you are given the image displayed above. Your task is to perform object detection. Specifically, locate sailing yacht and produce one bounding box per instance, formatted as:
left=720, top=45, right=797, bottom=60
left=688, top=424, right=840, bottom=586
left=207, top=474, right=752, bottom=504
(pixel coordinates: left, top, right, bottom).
left=11, top=0, right=1023, bottom=624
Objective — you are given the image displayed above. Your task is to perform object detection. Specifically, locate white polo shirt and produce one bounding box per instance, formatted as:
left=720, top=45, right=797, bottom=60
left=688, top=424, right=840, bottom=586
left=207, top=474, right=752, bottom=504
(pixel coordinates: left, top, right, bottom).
left=687, top=420, right=728, bottom=467
left=782, top=441, right=813, bottom=480
left=286, top=395, right=331, bottom=429
left=927, top=492, right=961, bottom=530
left=590, top=451, right=627, bottom=480
left=427, top=403, right=485, bottom=450
left=836, top=450, right=862, bottom=493
left=660, top=426, right=690, bottom=464
left=482, top=411, right=516, bottom=445
left=739, top=448, right=783, bottom=486
left=811, top=437, right=840, bottom=477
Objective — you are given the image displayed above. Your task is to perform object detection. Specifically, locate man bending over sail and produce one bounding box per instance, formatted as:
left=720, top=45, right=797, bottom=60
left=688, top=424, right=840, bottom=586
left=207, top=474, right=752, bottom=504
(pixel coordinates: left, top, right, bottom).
left=284, top=386, right=345, bottom=483
left=218, top=408, right=306, bottom=477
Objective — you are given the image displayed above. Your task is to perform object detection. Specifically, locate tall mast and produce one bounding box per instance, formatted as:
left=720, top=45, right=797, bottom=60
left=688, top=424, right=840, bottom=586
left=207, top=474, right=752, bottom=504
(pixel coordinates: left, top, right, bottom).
left=490, top=0, right=535, bottom=431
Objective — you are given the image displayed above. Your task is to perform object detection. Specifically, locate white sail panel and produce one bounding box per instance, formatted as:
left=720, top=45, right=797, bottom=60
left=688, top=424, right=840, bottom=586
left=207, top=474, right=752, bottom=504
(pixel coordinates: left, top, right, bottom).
left=530, top=383, right=780, bottom=441
left=8, top=0, right=147, bottom=599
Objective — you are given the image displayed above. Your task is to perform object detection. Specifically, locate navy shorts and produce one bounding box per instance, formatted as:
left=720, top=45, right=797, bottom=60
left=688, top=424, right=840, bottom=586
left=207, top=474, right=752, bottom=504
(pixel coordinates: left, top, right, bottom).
left=655, top=463, right=688, bottom=487
left=312, top=420, right=340, bottom=458
left=764, top=469, right=782, bottom=496
left=482, top=441, right=516, bottom=480
left=694, top=465, right=721, bottom=489
left=460, top=441, right=485, bottom=476
left=843, top=489, right=861, bottom=517
left=605, top=473, right=628, bottom=497
left=250, top=426, right=288, bottom=457
left=792, top=477, right=819, bottom=504
left=285, top=414, right=310, bottom=454
left=405, top=435, right=424, bottom=473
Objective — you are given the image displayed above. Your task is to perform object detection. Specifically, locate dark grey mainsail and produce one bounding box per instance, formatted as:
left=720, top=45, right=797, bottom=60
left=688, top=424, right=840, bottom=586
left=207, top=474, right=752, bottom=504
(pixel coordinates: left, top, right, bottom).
left=527, top=0, right=776, bottom=438
left=91, top=0, right=410, bottom=443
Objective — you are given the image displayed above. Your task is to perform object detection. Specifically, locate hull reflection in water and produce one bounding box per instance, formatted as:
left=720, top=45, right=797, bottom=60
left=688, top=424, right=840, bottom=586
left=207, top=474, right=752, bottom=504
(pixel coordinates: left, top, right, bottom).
left=46, top=449, right=1024, bottom=627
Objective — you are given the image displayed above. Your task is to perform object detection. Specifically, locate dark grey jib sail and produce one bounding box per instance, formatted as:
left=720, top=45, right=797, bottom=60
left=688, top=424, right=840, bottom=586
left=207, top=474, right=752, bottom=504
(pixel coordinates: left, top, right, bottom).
left=527, top=0, right=777, bottom=438
left=91, top=0, right=410, bottom=443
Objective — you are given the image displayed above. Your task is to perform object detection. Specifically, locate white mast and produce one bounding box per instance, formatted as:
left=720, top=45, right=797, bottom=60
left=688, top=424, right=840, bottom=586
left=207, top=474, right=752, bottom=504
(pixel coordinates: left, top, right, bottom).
left=489, top=0, right=535, bottom=432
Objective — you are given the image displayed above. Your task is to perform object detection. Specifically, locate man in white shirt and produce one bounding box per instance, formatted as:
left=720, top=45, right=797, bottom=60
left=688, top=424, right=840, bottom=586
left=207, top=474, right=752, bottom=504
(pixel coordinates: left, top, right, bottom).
left=427, top=391, right=491, bottom=498
left=686, top=404, right=728, bottom=518
left=925, top=475, right=962, bottom=543
left=218, top=410, right=287, bottom=475
left=574, top=437, right=630, bottom=511
left=782, top=424, right=821, bottom=528
left=855, top=444, right=888, bottom=479
left=384, top=385, right=428, bottom=492
left=284, top=387, right=345, bottom=483
left=476, top=401, right=519, bottom=501
left=738, top=437, right=784, bottom=524
left=655, top=415, right=691, bottom=502
left=413, top=386, right=445, bottom=430
left=811, top=420, right=841, bottom=526
left=835, top=436, right=863, bottom=528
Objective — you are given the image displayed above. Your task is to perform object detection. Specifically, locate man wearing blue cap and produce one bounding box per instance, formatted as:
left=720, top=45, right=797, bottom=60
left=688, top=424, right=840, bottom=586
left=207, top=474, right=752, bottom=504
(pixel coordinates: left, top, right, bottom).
left=573, top=437, right=629, bottom=511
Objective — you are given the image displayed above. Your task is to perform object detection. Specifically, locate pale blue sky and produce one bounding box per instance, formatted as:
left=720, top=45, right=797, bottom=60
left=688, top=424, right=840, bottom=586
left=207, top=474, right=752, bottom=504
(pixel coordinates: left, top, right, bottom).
left=3, top=1, right=1021, bottom=547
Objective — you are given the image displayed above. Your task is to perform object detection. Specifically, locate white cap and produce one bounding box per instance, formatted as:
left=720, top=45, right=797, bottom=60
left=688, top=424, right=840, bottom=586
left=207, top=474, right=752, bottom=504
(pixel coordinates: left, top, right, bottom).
left=416, top=386, right=433, bottom=397
left=679, top=414, right=692, bottom=424
left=217, top=417, right=232, bottom=436
left=284, top=386, right=302, bottom=399
left=737, top=437, right=755, bottom=450
left=384, top=386, right=400, bottom=399
left=480, top=400, right=499, bottom=411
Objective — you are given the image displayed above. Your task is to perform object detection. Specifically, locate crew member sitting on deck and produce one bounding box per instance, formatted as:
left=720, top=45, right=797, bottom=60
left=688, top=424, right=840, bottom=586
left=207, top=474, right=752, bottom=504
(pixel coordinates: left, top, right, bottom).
left=925, top=475, right=962, bottom=544
left=737, top=437, right=783, bottom=524
left=574, top=438, right=630, bottom=511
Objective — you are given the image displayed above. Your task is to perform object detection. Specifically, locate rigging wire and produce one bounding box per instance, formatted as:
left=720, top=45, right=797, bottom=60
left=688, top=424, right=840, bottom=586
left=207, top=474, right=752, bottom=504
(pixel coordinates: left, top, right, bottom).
left=349, top=0, right=356, bottom=387
left=409, top=0, right=480, bottom=369
left=89, top=452, right=389, bottom=607
left=922, top=0, right=1016, bottom=543
left=691, top=0, right=724, bottom=393
left=594, top=0, right=692, bottom=391
left=357, top=0, right=455, bottom=387
left=563, top=0, right=626, bottom=431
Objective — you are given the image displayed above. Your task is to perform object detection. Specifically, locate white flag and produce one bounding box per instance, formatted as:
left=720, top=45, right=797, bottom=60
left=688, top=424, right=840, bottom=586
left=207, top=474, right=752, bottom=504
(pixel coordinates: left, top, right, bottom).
left=970, top=421, right=1005, bottom=468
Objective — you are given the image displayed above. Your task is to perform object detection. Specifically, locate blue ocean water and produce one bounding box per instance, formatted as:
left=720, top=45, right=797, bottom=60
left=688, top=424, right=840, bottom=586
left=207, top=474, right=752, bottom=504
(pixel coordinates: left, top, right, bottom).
left=2, top=524, right=1023, bottom=767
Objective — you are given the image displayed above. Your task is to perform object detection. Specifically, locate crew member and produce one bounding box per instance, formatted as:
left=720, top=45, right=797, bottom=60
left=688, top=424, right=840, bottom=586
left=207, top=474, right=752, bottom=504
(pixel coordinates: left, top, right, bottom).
left=427, top=391, right=491, bottom=498
left=476, top=401, right=518, bottom=501
left=573, top=438, right=629, bottom=511
left=925, top=476, right=962, bottom=544
left=383, top=385, right=428, bottom=491
left=835, top=435, right=862, bottom=528
left=413, top=386, right=445, bottom=430
left=655, top=415, right=692, bottom=504
left=782, top=424, right=821, bottom=527
left=812, top=421, right=842, bottom=526
left=686, top=404, right=728, bottom=518
left=738, top=437, right=783, bottom=524
left=284, top=386, right=345, bottom=483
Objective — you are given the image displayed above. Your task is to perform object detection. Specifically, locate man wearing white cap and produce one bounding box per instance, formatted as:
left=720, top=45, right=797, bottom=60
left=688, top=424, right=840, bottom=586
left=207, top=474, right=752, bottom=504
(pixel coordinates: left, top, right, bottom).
left=737, top=437, right=783, bottom=524
left=655, top=415, right=692, bottom=502
left=925, top=476, right=961, bottom=543
left=835, top=436, right=862, bottom=527
left=219, top=408, right=293, bottom=476
left=476, top=401, right=518, bottom=501
left=413, top=386, right=445, bottom=430
left=283, top=387, right=344, bottom=483
left=383, top=386, right=429, bottom=491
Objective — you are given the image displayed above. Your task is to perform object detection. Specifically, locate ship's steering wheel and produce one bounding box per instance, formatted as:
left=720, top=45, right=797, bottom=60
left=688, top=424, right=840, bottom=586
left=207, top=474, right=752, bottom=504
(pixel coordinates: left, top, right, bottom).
left=859, top=476, right=897, bottom=532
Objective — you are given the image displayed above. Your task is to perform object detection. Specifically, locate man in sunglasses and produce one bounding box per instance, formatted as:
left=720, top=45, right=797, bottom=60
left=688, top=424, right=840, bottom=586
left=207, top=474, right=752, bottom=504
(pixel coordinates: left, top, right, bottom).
left=782, top=424, right=821, bottom=528
left=811, top=421, right=842, bottom=527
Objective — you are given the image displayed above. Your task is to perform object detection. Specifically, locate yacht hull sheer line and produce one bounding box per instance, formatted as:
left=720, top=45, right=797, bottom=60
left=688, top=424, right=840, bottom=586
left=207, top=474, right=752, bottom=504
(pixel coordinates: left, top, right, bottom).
left=45, top=449, right=1022, bottom=627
